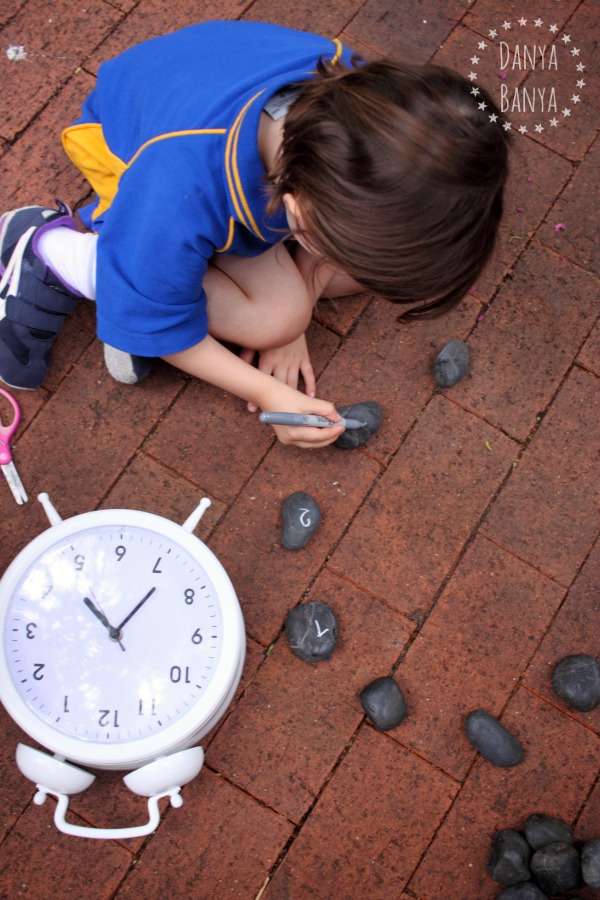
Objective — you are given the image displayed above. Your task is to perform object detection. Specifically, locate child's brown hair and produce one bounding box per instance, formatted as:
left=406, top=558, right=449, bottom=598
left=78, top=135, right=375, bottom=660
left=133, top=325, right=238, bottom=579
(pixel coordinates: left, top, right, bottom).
left=267, top=56, right=509, bottom=319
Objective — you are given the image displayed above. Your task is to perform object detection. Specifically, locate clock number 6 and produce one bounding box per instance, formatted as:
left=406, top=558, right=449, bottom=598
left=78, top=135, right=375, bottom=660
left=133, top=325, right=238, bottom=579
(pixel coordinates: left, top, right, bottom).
left=115, top=545, right=126, bottom=561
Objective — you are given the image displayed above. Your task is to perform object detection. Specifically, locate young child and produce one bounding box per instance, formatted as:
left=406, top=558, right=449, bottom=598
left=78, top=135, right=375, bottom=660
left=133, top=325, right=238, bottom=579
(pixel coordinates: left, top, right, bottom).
left=0, top=20, right=509, bottom=449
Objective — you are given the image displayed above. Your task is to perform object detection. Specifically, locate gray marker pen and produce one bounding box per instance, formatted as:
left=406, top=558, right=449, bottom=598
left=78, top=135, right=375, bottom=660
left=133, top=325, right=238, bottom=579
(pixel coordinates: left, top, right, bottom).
left=259, top=412, right=366, bottom=429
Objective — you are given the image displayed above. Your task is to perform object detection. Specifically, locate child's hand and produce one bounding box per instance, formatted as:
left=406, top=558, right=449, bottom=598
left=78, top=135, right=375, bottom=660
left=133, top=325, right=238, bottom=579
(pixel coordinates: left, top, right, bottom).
left=260, top=385, right=344, bottom=450
left=240, top=334, right=316, bottom=413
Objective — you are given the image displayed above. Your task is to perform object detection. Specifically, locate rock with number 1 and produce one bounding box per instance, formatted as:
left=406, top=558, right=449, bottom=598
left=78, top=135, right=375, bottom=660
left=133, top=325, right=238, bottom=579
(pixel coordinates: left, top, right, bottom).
left=286, top=601, right=338, bottom=662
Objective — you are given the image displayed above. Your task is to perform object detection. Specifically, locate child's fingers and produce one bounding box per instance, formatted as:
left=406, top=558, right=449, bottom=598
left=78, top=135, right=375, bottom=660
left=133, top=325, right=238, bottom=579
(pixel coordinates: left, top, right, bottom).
left=240, top=347, right=257, bottom=366
left=273, top=423, right=345, bottom=449
left=299, top=358, right=316, bottom=398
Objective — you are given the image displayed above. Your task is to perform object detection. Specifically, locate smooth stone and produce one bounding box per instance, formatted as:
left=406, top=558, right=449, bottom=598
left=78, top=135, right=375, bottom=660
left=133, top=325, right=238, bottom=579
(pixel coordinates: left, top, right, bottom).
left=465, top=710, right=525, bottom=767
left=285, top=601, right=338, bottom=662
left=334, top=400, right=382, bottom=449
left=551, top=653, right=600, bottom=712
left=530, top=842, right=580, bottom=895
left=524, top=813, right=573, bottom=850
left=581, top=838, right=600, bottom=889
left=360, top=677, right=407, bottom=731
left=434, top=340, right=470, bottom=387
left=498, top=883, right=547, bottom=899
left=489, top=829, right=531, bottom=885
left=280, top=491, right=322, bottom=550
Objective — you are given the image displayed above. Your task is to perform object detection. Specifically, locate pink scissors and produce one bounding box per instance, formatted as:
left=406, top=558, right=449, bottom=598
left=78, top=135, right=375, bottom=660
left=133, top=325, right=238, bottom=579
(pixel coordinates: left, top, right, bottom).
left=0, top=387, right=28, bottom=504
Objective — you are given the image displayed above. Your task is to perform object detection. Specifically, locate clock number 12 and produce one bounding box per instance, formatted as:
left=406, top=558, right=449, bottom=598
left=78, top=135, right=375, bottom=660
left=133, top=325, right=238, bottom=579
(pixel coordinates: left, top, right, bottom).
left=99, top=709, right=120, bottom=728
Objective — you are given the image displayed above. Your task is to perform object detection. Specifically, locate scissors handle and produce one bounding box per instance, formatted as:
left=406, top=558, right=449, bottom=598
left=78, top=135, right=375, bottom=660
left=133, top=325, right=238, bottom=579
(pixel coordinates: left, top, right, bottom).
left=0, top=387, right=20, bottom=443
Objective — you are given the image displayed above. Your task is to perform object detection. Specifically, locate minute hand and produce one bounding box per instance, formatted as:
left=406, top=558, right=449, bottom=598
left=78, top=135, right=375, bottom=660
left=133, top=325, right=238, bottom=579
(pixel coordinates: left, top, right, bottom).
left=113, top=587, right=156, bottom=634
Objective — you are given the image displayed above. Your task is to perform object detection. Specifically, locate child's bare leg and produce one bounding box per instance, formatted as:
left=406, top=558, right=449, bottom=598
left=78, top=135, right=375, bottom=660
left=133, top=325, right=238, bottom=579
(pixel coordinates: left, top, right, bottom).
left=205, top=242, right=313, bottom=350
left=292, top=244, right=363, bottom=299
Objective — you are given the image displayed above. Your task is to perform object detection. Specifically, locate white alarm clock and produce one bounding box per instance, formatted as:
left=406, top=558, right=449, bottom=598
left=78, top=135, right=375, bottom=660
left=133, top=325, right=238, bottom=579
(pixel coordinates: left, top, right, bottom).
left=0, top=493, right=245, bottom=839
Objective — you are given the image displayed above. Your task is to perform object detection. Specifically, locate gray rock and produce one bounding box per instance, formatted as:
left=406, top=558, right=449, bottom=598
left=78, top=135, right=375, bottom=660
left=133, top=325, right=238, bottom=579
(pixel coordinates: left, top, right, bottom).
left=334, top=401, right=382, bottom=449
left=360, top=677, right=407, bottom=731
left=280, top=491, right=321, bottom=550
left=582, top=838, right=600, bottom=889
left=524, top=813, right=573, bottom=850
left=498, top=883, right=547, bottom=899
left=434, top=340, right=470, bottom=387
left=489, top=829, right=531, bottom=885
left=285, top=601, right=338, bottom=662
left=530, top=842, right=579, bottom=895
left=551, top=653, right=600, bottom=712
left=465, top=710, right=524, bottom=767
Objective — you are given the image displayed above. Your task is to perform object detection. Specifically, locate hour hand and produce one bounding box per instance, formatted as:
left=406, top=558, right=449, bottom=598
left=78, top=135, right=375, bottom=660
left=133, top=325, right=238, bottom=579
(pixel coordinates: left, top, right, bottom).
left=83, top=596, right=112, bottom=630
left=83, top=596, right=125, bottom=650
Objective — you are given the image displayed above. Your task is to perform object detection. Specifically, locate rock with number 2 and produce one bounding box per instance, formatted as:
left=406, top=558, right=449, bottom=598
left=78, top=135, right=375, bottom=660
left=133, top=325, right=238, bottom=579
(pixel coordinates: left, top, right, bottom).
left=280, top=491, right=322, bottom=550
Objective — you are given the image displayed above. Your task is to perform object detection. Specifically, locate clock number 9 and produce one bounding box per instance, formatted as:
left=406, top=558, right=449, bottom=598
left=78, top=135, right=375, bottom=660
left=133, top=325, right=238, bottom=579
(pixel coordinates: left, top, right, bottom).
left=191, top=629, right=203, bottom=645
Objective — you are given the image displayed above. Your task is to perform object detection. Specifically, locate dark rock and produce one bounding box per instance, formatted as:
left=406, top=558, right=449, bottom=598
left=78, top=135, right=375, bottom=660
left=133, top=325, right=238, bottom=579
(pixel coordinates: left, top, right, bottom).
left=551, top=654, right=600, bottom=712
left=285, top=601, right=338, bottom=662
left=498, top=883, right=547, bottom=899
left=581, top=838, right=600, bottom=889
left=334, top=401, right=382, bottom=449
left=523, top=813, right=573, bottom=850
left=530, top=842, right=580, bottom=895
left=433, top=340, right=470, bottom=387
left=489, top=829, right=531, bottom=885
left=360, top=677, right=407, bottom=731
left=465, top=710, right=525, bottom=767
left=280, top=491, right=321, bottom=550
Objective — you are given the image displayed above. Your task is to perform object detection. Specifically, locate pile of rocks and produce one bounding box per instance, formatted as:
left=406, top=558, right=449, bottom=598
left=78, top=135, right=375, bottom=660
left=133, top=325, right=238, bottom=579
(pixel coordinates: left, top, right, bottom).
left=489, top=814, right=600, bottom=898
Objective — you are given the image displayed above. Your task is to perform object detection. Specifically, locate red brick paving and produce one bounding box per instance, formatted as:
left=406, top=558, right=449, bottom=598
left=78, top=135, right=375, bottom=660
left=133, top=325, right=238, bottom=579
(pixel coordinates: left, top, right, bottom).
left=0, top=2, right=598, bottom=899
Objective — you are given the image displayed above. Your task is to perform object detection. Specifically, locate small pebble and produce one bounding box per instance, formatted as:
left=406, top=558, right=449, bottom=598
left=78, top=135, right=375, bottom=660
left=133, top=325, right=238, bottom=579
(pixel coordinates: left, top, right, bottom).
left=524, top=813, right=573, bottom=850
left=551, top=653, right=600, bottom=712
left=530, top=842, right=579, bottom=895
left=280, top=491, right=321, bottom=550
left=334, top=400, right=382, bottom=449
left=285, top=601, right=338, bottom=662
left=433, top=340, right=470, bottom=388
left=489, top=829, right=532, bottom=886
left=360, top=677, right=407, bottom=731
left=498, top=883, right=547, bottom=899
left=581, top=838, right=600, bottom=889
left=465, top=710, right=525, bottom=767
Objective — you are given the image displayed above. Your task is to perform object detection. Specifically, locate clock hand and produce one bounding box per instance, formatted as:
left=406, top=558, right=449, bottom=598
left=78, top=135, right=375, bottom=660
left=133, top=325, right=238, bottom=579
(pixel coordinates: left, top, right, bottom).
left=83, top=596, right=112, bottom=631
left=83, top=596, right=126, bottom=652
left=114, top=586, right=156, bottom=634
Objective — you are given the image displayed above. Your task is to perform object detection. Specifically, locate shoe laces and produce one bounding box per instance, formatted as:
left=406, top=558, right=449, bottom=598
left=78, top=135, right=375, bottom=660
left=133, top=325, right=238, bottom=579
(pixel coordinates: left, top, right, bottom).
left=0, top=226, right=37, bottom=314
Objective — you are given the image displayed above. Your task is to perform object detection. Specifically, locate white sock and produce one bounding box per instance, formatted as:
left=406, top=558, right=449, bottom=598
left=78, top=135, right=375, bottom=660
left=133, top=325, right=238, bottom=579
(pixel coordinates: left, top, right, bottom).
left=37, top=227, right=97, bottom=299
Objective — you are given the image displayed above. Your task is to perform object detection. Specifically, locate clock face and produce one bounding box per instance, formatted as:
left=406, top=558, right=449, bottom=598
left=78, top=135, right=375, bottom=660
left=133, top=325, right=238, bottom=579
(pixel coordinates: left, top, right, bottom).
left=3, top=522, right=229, bottom=749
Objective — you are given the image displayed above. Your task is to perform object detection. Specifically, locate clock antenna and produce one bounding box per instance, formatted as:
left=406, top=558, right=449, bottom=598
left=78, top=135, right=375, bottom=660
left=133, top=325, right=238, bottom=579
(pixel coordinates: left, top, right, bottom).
left=181, top=497, right=211, bottom=533
left=37, top=493, right=63, bottom=526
